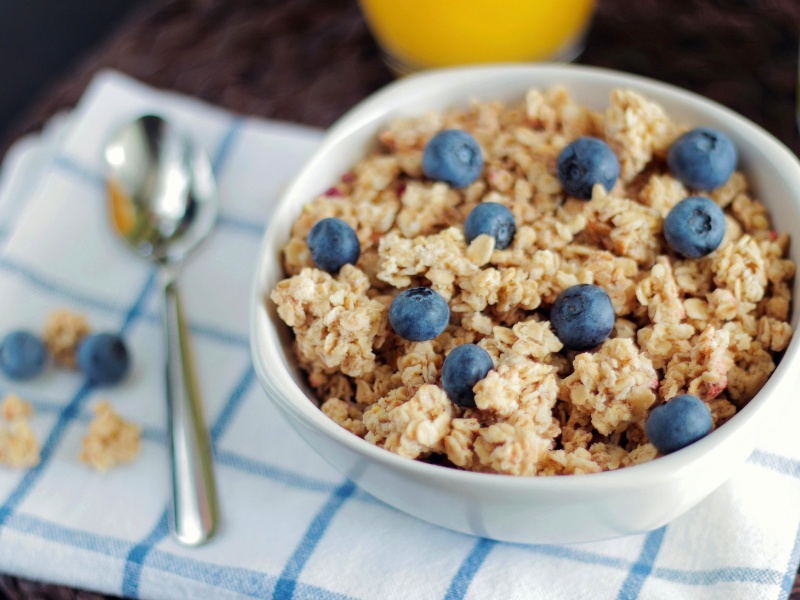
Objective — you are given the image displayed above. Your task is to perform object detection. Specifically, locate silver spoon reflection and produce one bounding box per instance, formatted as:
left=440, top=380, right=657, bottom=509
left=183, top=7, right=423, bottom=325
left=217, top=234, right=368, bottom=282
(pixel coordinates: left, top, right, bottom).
left=104, top=115, right=219, bottom=546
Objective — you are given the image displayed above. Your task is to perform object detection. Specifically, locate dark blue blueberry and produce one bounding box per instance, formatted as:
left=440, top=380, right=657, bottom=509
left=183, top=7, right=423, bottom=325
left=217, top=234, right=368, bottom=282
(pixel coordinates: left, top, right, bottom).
left=307, top=217, right=361, bottom=273
left=77, top=333, right=130, bottom=385
left=389, top=287, right=450, bottom=342
left=464, top=202, right=516, bottom=250
left=550, top=284, right=614, bottom=351
left=664, top=196, right=726, bottom=258
left=0, top=331, right=47, bottom=380
left=667, top=127, right=737, bottom=191
left=557, top=137, right=620, bottom=200
left=442, top=344, right=494, bottom=408
left=422, top=129, right=483, bottom=188
left=646, top=394, right=712, bottom=454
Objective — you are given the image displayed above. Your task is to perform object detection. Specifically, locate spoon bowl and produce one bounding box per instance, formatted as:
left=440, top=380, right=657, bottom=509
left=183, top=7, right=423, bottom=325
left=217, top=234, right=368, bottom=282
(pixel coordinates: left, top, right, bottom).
left=104, top=114, right=220, bottom=547
left=105, top=115, right=217, bottom=265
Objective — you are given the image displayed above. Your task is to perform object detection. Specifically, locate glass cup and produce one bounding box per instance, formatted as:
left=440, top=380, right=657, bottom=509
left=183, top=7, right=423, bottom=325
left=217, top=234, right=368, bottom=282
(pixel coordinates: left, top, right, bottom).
left=358, top=0, right=596, bottom=75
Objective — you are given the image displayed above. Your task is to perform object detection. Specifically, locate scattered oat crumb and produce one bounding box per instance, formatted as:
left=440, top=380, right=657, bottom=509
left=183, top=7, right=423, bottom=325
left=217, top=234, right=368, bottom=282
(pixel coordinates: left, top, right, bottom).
left=80, top=402, right=141, bottom=471
left=2, top=394, right=33, bottom=422
left=43, top=309, right=91, bottom=368
left=0, top=394, right=39, bottom=468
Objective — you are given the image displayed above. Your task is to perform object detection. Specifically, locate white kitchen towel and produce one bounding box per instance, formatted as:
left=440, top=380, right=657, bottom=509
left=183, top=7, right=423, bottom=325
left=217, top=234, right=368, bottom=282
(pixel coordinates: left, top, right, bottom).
left=0, top=70, right=798, bottom=600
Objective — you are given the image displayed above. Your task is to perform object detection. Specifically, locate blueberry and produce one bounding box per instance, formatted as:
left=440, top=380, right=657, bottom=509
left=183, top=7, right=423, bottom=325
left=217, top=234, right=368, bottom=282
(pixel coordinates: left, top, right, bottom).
left=307, top=217, right=361, bottom=273
left=77, top=333, right=130, bottom=385
left=667, top=128, right=737, bottom=191
left=664, top=196, right=726, bottom=258
left=0, top=331, right=47, bottom=380
left=646, top=394, right=712, bottom=454
left=389, top=287, right=450, bottom=342
left=464, top=202, right=516, bottom=250
left=550, top=284, right=614, bottom=351
left=442, top=344, right=494, bottom=408
left=557, top=137, right=620, bottom=200
left=422, top=129, right=483, bottom=188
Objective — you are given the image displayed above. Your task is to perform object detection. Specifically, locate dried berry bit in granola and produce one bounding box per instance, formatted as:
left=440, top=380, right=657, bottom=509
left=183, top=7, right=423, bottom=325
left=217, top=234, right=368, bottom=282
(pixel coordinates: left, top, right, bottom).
left=646, top=394, right=712, bottom=454
left=660, top=326, right=730, bottom=402
left=464, top=202, right=516, bottom=250
left=550, top=284, right=615, bottom=351
left=667, top=128, right=737, bottom=191
left=442, top=344, right=494, bottom=408
left=389, top=287, right=450, bottom=342
left=80, top=401, right=141, bottom=471
left=307, top=217, right=361, bottom=273
left=664, top=196, right=726, bottom=259
left=43, top=309, right=91, bottom=368
left=557, top=137, right=620, bottom=200
left=0, top=330, right=47, bottom=381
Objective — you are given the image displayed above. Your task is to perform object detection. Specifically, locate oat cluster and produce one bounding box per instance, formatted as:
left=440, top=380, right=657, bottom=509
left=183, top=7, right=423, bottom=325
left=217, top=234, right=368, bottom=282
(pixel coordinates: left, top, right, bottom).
left=0, top=394, right=40, bottom=468
left=44, top=308, right=91, bottom=368
left=80, top=401, right=141, bottom=471
left=270, top=87, right=795, bottom=476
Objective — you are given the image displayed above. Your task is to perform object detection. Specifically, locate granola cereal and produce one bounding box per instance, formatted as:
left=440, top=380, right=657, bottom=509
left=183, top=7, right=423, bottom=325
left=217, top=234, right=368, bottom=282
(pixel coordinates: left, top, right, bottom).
left=0, top=394, right=39, bottom=468
left=80, top=402, right=141, bottom=471
left=43, top=309, right=91, bottom=368
left=270, top=86, right=795, bottom=477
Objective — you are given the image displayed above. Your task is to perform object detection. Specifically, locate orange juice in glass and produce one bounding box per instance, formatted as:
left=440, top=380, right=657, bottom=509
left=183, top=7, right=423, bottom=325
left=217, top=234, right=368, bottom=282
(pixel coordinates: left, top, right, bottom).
left=358, top=0, right=596, bottom=74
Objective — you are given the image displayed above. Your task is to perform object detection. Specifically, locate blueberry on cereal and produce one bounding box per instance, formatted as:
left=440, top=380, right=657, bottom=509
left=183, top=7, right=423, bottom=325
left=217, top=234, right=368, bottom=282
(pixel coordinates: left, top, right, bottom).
left=442, top=344, right=494, bottom=408
left=307, top=217, right=361, bottom=273
left=557, top=137, right=620, bottom=200
left=464, top=202, right=516, bottom=250
left=664, top=196, right=725, bottom=258
left=646, top=394, right=712, bottom=454
left=422, top=129, right=483, bottom=188
left=0, top=331, right=47, bottom=380
left=77, top=333, right=130, bottom=385
left=667, top=128, right=737, bottom=191
left=389, top=287, right=450, bottom=342
left=550, top=284, right=614, bottom=351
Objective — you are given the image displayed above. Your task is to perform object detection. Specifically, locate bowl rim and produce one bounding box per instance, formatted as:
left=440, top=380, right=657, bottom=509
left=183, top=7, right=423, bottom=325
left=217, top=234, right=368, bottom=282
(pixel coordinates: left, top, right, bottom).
left=251, top=62, right=800, bottom=492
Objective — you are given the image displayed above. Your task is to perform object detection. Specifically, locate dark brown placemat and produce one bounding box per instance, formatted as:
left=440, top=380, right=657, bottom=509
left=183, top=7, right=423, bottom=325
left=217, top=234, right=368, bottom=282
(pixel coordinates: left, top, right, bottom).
left=2, top=0, right=799, bottom=598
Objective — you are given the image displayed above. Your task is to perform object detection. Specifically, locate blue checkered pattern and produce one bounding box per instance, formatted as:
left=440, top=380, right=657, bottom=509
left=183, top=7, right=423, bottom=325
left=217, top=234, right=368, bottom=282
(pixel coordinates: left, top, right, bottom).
left=0, top=70, right=798, bottom=600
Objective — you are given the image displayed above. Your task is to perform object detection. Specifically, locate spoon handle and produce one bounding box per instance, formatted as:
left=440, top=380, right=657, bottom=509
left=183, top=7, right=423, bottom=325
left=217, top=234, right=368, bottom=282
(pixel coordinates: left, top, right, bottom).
left=162, top=277, right=219, bottom=546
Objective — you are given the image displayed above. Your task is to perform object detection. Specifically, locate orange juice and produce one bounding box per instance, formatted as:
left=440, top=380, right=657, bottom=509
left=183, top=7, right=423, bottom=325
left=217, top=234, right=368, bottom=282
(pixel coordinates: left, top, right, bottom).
left=359, top=0, right=595, bottom=71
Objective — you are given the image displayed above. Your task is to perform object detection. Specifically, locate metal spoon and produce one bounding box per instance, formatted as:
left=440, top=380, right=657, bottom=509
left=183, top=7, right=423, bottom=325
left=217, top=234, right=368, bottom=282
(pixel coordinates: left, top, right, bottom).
left=104, top=115, right=219, bottom=546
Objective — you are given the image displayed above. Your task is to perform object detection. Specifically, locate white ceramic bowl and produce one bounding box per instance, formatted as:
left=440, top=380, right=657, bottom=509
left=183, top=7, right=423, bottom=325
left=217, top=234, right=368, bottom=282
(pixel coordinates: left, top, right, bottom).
left=251, top=64, right=800, bottom=544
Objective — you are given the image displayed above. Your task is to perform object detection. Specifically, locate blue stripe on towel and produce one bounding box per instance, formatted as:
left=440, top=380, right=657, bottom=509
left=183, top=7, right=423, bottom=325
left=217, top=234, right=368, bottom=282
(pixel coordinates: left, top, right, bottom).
left=749, top=449, right=800, bottom=479
left=273, top=480, right=357, bottom=599
left=6, top=511, right=356, bottom=600
left=781, top=520, right=800, bottom=597
left=443, top=538, right=497, bottom=600
left=0, top=256, right=249, bottom=348
left=1, top=505, right=791, bottom=599
left=615, top=527, right=667, bottom=599
left=121, top=509, right=170, bottom=597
